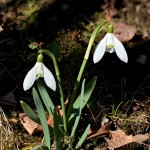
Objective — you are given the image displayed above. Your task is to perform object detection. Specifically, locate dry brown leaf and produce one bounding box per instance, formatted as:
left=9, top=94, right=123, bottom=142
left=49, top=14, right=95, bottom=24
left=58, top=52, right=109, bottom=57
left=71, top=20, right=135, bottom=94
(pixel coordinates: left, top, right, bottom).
left=87, top=122, right=110, bottom=140
left=133, top=99, right=150, bottom=112
left=105, top=130, right=149, bottom=149
left=10, top=118, right=18, bottom=123
left=19, top=113, right=42, bottom=135
left=47, top=116, right=54, bottom=127
left=47, top=98, right=69, bottom=127
left=57, top=98, right=69, bottom=117
left=20, top=99, right=69, bottom=135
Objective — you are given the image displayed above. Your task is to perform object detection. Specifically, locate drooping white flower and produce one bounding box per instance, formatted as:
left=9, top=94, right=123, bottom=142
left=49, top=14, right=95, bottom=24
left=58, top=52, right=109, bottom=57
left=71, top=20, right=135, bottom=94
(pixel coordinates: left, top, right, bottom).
left=23, top=54, right=56, bottom=91
left=93, top=24, right=128, bottom=63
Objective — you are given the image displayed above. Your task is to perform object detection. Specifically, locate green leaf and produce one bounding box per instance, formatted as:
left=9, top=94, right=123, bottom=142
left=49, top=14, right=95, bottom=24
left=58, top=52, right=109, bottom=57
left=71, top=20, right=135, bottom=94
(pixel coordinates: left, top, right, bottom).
left=69, top=76, right=97, bottom=123
left=37, top=80, right=64, bottom=135
left=53, top=108, right=61, bottom=150
left=71, top=79, right=85, bottom=137
left=74, top=76, right=97, bottom=109
left=75, top=124, right=90, bottom=149
left=28, top=42, right=38, bottom=49
left=37, top=79, right=54, bottom=117
left=32, top=88, right=51, bottom=149
left=20, top=100, right=40, bottom=124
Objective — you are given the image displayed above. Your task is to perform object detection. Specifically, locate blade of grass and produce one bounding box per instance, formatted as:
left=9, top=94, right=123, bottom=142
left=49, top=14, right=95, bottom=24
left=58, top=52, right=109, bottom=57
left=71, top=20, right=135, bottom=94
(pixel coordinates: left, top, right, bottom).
left=71, top=79, right=85, bottom=137
left=74, top=76, right=97, bottom=109
left=53, top=108, right=61, bottom=150
left=75, top=124, right=90, bottom=149
left=69, top=76, right=97, bottom=123
left=32, top=88, right=51, bottom=149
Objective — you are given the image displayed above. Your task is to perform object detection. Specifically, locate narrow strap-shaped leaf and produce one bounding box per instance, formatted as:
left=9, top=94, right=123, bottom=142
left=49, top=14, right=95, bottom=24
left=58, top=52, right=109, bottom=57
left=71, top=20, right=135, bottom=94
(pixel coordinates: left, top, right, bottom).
left=32, top=88, right=51, bottom=149
left=37, top=79, right=54, bottom=117
left=69, top=76, right=97, bottom=123
left=71, top=79, right=85, bottom=137
left=20, top=100, right=41, bottom=124
left=37, top=79, right=64, bottom=136
left=74, top=76, right=97, bottom=109
left=75, top=124, right=90, bottom=149
left=53, top=108, right=61, bottom=150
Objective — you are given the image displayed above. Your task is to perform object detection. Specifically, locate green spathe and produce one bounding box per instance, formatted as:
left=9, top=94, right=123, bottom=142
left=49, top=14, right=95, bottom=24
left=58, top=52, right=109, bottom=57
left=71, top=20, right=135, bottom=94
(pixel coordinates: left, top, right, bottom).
left=37, top=53, right=43, bottom=62
left=107, top=24, right=114, bottom=33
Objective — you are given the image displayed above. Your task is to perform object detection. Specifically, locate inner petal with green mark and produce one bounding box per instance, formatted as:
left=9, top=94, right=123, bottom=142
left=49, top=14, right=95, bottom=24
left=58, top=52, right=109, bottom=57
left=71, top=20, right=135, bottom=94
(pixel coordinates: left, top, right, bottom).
left=106, top=44, right=114, bottom=53
left=36, top=73, right=44, bottom=79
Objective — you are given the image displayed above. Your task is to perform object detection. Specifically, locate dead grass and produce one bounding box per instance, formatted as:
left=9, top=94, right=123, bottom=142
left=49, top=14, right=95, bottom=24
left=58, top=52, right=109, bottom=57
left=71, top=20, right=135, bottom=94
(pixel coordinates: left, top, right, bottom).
left=0, top=107, right=18, bottom=150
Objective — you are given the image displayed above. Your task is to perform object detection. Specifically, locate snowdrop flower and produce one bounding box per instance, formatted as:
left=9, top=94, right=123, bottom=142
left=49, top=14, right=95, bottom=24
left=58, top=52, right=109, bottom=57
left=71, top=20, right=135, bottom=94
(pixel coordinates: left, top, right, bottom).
left=93, top=24, right=128, bottom=63
left=23, top=53, right=56, bottom=91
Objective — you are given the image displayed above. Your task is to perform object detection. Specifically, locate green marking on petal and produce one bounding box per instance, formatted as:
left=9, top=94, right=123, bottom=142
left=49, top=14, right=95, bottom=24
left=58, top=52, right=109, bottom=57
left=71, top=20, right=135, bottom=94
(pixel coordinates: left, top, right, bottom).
left=37, top=73, right=44, bottom=78
left=106, top=44, right=114, bottom=49
left=106, top=44, right=114, bottom=53
left=107, top=24, right=114, bottom=33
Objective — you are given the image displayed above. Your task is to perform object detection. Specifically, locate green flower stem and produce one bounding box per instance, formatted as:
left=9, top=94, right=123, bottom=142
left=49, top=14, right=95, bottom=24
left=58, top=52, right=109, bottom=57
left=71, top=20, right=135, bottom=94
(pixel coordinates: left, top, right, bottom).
left=38, top=49, right=60, bottom=76
left=66, top=58, right=87, bottom=120
left=67, top=20, right=110, bottom=120
left=38, top=49, right=67, bottom=134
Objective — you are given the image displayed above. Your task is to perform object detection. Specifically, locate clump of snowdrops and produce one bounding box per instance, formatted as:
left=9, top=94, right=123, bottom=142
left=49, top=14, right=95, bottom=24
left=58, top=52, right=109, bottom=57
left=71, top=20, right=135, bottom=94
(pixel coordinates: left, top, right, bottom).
left=21, top=20, right=128, bottom=150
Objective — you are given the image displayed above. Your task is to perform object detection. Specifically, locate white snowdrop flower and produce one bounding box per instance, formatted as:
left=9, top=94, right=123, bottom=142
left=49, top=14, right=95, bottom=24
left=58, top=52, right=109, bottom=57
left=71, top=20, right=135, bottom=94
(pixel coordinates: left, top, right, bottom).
left=93, top=24, right=128, bottom=63
left=23, top=53, right=56, bottom=91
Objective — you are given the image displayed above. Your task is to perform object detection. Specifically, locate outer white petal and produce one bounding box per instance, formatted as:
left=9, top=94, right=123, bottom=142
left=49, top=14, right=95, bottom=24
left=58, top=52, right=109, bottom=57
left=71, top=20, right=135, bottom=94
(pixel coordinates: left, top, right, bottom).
left=43, top=64, right=56, bottom=91
left=23, top=63, right=37, bottom=91
left=113, top=35, right=128, bottom=63
left=93, top=34, right=108, bottom=63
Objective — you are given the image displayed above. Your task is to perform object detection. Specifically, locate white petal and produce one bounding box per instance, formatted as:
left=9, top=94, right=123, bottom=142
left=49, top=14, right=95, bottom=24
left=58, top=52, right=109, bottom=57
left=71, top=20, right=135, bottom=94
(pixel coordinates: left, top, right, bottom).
left=93, top=34, right=108, bottom=63
left=113, top=35, right=128, bottom=63
left=43, top=64, right=56, bottom=91
left=23, top=63, right=37, bottom=91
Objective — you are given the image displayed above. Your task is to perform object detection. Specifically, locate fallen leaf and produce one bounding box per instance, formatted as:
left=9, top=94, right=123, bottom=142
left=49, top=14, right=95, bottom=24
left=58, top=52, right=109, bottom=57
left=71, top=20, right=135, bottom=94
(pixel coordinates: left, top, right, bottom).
left=87, top=122, right=110, bottom=140
left=19, top=113, right=42, bottom=135
left=105, top=130, right=149, bottom=149
left=101, top=115, right=109, bottom=126
left=47, top=116, right=54, bottom=127
left=20, top=99, right=69, bottom=135
left=57, top=98, right=68, bottom=117
left=10, top=118, right=18, bottom=123
left=132, top=99, right=150, bottom=112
